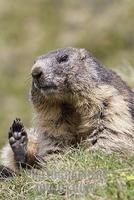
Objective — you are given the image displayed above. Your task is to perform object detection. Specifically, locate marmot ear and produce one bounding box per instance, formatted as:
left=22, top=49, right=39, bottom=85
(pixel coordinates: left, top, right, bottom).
left=79, top=48, right=89, bottom=61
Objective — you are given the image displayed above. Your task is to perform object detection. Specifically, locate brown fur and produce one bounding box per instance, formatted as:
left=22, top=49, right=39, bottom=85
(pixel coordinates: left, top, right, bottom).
left=1, top=47, right=134, bottom=172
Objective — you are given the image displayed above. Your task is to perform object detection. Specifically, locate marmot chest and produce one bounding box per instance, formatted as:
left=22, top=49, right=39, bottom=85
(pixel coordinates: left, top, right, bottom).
left=43, top=103, right=81, bottom=136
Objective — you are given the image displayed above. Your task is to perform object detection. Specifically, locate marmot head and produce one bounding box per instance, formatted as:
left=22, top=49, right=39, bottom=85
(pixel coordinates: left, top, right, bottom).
left=31, top=47, right=99, bottom=106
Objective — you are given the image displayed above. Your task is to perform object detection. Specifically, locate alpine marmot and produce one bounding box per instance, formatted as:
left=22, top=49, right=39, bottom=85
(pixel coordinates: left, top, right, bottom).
left=1, top=47, right=134, bottom=177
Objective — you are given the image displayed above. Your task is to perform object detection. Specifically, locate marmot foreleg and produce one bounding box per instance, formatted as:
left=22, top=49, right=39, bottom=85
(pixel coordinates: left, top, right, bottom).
left=0, top=119, right=40, bottom=178
left=0, top=118, right=62, bottom=178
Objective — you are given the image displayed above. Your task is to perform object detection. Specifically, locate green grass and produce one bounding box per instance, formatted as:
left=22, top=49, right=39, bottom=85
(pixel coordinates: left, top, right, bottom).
left=0, top=148, right=134, bottom=200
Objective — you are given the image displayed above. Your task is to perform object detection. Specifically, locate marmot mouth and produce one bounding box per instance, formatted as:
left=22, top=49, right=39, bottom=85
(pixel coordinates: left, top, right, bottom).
left=41, top=84, right=57, bottom=91
left=33, top=81, right=58, bottom=94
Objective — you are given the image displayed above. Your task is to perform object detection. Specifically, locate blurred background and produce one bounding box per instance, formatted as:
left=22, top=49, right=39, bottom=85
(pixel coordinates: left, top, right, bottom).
left=0, top=0, right=134, bottom=147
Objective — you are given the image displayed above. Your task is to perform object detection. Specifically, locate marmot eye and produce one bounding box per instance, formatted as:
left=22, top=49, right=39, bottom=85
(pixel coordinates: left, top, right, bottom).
left=57, top=54, right=68, bottom=63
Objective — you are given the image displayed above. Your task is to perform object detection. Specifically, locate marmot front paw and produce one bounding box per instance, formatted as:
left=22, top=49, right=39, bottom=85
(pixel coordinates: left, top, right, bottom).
left=9, top=118, right=28, bottom=167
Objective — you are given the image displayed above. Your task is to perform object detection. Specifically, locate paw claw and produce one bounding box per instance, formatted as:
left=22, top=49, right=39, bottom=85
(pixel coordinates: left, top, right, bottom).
left=11, top=118, right=24, bottom=133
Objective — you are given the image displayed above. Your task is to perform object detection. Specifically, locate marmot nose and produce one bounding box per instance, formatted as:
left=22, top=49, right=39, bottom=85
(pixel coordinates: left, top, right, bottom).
left=32, top=67, right=43, bottom=80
